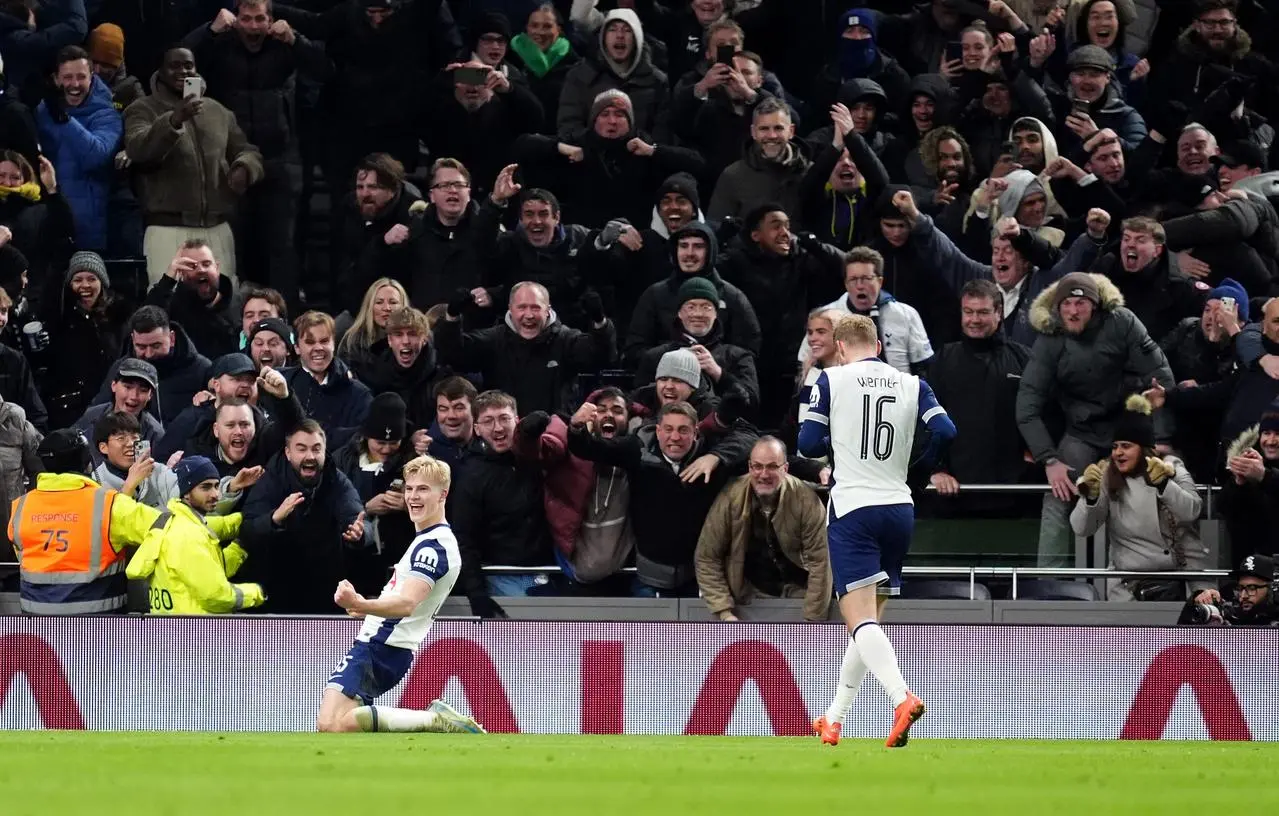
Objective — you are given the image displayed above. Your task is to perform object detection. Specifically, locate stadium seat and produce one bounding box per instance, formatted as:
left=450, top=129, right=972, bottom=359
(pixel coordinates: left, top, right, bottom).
left=900, top=580, right=991, bottom=600
left=1016, top=580, right=1099, bottom=601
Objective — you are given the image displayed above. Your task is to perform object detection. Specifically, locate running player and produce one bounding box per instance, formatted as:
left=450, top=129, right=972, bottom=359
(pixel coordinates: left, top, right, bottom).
left=797, top=312, right=955, bottom=748
left=317, top=455, right=484, bottom=734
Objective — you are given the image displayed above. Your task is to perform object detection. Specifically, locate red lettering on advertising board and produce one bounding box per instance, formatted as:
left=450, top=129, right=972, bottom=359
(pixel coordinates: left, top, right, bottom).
left=581, top=641, right=624, bottom=734
left=685, top=640, right=809, bottom=736
left=0, top=634, right=84, bottom=729
left=1121, top=645, right=1250, bottom=741
left=399, top=637, right=519, bottom=732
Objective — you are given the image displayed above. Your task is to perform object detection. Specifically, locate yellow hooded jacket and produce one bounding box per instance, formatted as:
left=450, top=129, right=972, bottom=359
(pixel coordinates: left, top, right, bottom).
left=125, top=498, right=265, bottom=614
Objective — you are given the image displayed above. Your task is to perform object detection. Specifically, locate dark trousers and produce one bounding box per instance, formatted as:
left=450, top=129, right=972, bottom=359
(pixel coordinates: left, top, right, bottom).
left=233, top=158, right=300, bottom=313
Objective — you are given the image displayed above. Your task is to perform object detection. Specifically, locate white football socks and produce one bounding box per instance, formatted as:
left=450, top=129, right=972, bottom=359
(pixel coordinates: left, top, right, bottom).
left=824, top=636, right=869, bottom=724
left=353, top=706, right=443, bottom=733
left=852, top=620, right=909, bottom=707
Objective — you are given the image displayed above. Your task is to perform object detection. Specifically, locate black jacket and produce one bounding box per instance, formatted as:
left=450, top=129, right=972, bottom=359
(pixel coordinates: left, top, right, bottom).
left=799, top=130, right=890, bottom=251
left=93, top=322, right=212, bottom=424
left=181, top=23, right=333, bottom=158
left=930, top=334, right=1031, bottom=486
left=337, top=186, right=422, bottom=309
left=331, top=437, right=417, bottom=594
left=0, top=343, right=47, bottom=430
left=241, top=451, right=368, bottom=613
left=179, top=391, right=303, bottom=478
left=424, top=84, right=545, bottom=198
left=37, top=287, right=131, bottom=429
left=279, top=358, right=372, bottom=450
left=623, top=222, right=761, bottom=365
left=1159, top=317, right=1242, bottom=481
left=1166, top=336, right=1279, bottom=450
left=434, top=311, right=615, bottom=416
left=635, top=318, right=760, bottom=411
left=566, top=419, right=755, bottom=587
left=448, top=444, right=551, bottom=599
left=1095, top=252, right=1207, bottom=346
left=353, top=341, right=446, bottom=431
left=145, top=274, right=241, bottom=361
left=718, top=234, right=846, bottom=376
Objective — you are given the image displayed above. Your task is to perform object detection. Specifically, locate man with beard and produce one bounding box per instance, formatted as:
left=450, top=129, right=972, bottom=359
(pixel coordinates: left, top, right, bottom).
left=1148, top=0, right=1279, bottom=138
left=709, top=98, right=810, bottom=222
left=74, top=358, right=165, bottom=461
left=280, top=311, right=372, bottom=450
left=152, top=351, right=274, bottom=462
left=474, top=165, right=596, bottom=329
left=1223, top=419, right=1279, bottom=561
left=171, top=363, right=303, bottom=491
left=145, top=240, right=240, bottom=360
left=124, top=46, right=263, bottom=285
left=1008, top=116, right=1057, bottom=176
left=911, top=125, right=973, bottom=220
left=358, top=307, right=444, bottom=431
left=423, top=58, right=544, bottom=199
left=1181, top=554, right=1278, bottom=626
left=334, top=153, right=421, bottom=311
left=1017, top=271, right=1174, bottom=567
left=449, top=390, right=552, bottom=616
left=569, top=400, right=755, bottom=597
left=93, top=307, right=213, bottom=425
left=799, top=103, right=890, bottom=250
left=182, top=0, right=332, bottom=301
left=1148, top=299, right=1279, bottom=481
left=696, top=436, right=831, bottom=621
left=238, top=287, right=288, bottom=350
left=957, top=69, right=1054, bottom=179
left=436, top=281, right=616, bottom=416
left=513, top=387, right=637, bottom=595
left=926, top=280, right=1034, bottom=516
left=634, top=277, right=760, bottom=410
left=246, top=317, right=294, bottom=371
left=625, top=220, right=760, bottom=366
left=241, top=419, right=369, bottom=613
left=1092, top=217, right=1206, bottom=343
left=1161, top=281, right=1249, bottom=479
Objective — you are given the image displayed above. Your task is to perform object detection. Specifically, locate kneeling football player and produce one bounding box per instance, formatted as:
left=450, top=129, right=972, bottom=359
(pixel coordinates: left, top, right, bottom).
left=317, top=455, right=485, bottom=733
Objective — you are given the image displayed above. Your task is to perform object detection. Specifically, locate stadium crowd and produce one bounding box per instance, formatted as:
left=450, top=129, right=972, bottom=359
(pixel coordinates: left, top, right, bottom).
left=1, top=0, right=1278, bottom=623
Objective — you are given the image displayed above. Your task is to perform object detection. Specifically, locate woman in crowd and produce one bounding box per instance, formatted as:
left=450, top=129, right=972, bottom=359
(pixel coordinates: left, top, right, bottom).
left=507, top=3, right=580, bottom=135
left=338, top=277, right=408, bottom=381
left=1070, top=394, right=1213, bottom=602
left=0, top=151, right=75, bottom=306
left=38, top=250, right=131, bottom=429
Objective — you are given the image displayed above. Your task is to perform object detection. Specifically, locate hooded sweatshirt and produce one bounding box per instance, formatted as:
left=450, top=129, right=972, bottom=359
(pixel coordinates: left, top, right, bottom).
left=598, top=8, right=644, bottom=81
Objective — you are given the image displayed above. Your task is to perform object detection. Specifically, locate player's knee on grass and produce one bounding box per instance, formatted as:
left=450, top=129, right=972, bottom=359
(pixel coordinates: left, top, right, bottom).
left=317, top=690, right=361, bottom=732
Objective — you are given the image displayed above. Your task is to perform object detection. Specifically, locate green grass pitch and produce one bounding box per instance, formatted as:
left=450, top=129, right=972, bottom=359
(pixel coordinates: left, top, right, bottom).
left=2, top=733, right=1277, bottom=814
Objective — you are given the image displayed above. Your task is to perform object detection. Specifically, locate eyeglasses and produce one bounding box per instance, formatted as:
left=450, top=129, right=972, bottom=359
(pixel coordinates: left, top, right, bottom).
left=477, top=415, right=516, bottom=429
left=431, top=181, right=470, bottom=191
left=682, top=302, right=716, bottom=314
left=748, top=462, right=783, bottom=474
left=1236, top=583, right=1268, bottom=595
left=1197, top=17, right=1236, bottom=29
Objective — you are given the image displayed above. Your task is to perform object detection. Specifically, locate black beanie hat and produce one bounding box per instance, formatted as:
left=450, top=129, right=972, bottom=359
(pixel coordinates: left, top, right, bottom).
left=363, top=392, right=408, bottom=442
left=656, top=172, right=701, bottom=214
left=471, top=11, right=511, bottom=48
left=1112, top=394, right=1155, bottom=449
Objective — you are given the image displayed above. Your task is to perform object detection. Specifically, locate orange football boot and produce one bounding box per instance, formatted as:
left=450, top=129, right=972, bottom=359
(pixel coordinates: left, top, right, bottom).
left=812, top=715, right=841, bottom=746
left=885, top=693, right=925, bottom=748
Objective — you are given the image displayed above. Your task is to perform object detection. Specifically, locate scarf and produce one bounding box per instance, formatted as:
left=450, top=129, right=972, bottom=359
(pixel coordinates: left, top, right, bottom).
left=0, top=183, right=42, bottom=203
left=838, top=38, right=877, bottom=79
left=510, top=34, right=571, bottom=79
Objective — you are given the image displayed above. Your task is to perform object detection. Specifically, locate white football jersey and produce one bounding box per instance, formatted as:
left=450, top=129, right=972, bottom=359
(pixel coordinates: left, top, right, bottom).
left=357, top=523, right=460, bottom=651
left=803, top=359, right=946, bottom=517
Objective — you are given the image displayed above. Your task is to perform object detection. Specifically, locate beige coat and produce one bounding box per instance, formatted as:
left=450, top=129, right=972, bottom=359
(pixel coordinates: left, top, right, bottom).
left=695, top=474, right=831, bottom=620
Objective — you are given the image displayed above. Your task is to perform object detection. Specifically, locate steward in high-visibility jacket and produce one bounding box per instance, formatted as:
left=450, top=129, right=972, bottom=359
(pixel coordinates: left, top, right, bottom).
left=125, top=455, right=265, bottom=614
left=8, top=430, right=161, bottom=614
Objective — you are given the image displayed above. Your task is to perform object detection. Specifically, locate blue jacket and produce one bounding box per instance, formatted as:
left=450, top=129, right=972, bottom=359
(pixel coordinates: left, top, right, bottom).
left=35, top=75, right=122, bottom=250
left=279, top=358, right=372, bottom=451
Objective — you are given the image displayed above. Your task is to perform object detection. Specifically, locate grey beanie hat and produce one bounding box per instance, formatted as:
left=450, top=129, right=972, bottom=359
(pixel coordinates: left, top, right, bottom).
left=67, top=251, right=109, bottom=288
left=655, top=348, right=702, bottom=389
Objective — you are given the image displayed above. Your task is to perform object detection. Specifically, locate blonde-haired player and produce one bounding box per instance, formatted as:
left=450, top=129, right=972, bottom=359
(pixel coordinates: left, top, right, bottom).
left=799, top=312, right=955, bottom=748
left=317, top=456, right=484, bottom=733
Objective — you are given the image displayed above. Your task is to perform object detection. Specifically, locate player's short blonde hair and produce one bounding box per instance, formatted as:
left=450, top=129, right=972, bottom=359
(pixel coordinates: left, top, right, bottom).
left=832, top=313, right=877, bottom=347
left=403, top=455, right=451, bottom=491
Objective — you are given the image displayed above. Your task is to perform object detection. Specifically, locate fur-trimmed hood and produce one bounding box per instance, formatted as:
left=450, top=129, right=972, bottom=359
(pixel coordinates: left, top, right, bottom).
left=1227, top=424, right=1259, bottom=461
left=1176, top=25, right=1253, bottom=62
left=1028, top=272, right=1125, bottom=334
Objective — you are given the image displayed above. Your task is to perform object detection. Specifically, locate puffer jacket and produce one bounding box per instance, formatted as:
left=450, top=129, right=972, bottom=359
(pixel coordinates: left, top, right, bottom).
left=1016, top=273, right=1174, bottom=461
left=707, top=140, right=812, bottom=224
left=635, top=318, right=760, bottom=408
left=694, top=473, right=831, bottom=621
left=433, top=309, right=616, bottom=416
left=125, top=498, right=265, bottom=614
left=34, top=76, right=122, bottom=250
left=91, top=323, right=212, bottom=424
left=0, top=399, right=41, bottom=506
left=90, top=459, right=180, bottom=510
left=1069, top=455, right=1213, bottom=601
left=123, top=74, right=264, bottom=227
left=1049, top=83, right=1146, bottom=157
left=279, top=357, right=372, bottom=448
left=556, top=9, right=670, bottom=142
left=1147, top=27, right=1279, bottom=131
